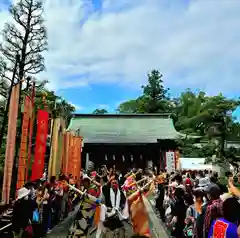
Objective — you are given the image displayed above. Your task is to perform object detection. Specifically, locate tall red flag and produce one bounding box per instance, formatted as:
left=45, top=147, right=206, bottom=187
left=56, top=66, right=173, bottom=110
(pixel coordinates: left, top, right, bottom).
left=31, top=110, right=49, bottom=181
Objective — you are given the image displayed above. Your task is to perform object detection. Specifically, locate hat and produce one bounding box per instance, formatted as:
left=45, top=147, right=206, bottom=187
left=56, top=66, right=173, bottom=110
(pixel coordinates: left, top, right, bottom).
left=204, top=182, right=221, bottom=193
left=16, top=187, right=30, bottom=200
left=198, top=178, right=209, bottom=187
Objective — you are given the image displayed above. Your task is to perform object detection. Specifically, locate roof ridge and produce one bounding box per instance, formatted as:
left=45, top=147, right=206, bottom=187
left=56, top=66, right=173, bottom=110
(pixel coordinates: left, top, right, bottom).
left=72, top=113, right=170, bottom=118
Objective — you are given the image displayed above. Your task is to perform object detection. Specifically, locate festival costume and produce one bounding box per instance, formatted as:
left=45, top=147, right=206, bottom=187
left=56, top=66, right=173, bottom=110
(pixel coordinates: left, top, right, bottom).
left=102, top=185, right=126, bottom=231
left=122, top=175, right=137, bottom=197
left=208, top=218, right=238, bottom=238
left=68, top=193, right=100, bottom=238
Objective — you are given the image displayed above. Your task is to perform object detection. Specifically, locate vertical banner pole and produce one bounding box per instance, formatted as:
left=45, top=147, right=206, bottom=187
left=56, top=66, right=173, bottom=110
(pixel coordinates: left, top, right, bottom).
left=2, top=84, right=20, bottom=204
left=85, top=153, right=89, bottom=171
left=17, top=95, right=31, bottom=189
left=26, top=82, right=35, bottom=181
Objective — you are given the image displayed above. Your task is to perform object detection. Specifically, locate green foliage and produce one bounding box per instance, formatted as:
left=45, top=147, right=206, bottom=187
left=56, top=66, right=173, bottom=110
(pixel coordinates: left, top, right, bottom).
left=93, top=109, right=108, bottom=114
left=34, top=80, right=75, bottom=118
left=117, top=70, right=170, bottom=113
left=0, top=0, right=47, bottom=89
left=0, top=80, right=75, bottom=173
left=117, top=98, right=146, bottom=113
left=117, top=70, right=240, bottom=167
left=177, top=137, right=218, bottom=159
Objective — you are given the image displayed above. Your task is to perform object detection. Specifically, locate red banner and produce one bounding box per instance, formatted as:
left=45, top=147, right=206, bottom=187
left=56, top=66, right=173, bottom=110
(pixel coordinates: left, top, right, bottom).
left=17, top=96, right=31, bottom=189
left=31, top=110, right=49, bottom=181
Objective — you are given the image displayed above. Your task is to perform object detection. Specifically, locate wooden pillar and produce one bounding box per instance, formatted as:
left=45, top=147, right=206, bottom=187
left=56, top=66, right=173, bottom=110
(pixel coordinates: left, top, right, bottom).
left=85, top=153, right=89, bottom=171
left=131, top=154, right=133, bottom=162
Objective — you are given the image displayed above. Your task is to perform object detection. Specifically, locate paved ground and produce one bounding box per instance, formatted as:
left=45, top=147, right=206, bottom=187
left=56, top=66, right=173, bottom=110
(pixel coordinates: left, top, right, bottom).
left=46, top=200, right=168, bottom=238
left=45, top=206, right=79, bottom=238
left=45, top=217, right=133, bottom=238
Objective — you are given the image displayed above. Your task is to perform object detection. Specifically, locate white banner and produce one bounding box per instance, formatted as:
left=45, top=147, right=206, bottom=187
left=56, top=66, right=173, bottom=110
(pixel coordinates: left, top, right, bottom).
left=165, top=152, right=175, bottom=173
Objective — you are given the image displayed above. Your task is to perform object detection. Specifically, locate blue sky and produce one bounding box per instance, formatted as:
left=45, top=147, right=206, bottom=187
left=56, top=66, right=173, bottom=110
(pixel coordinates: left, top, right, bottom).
left=0, top=0, right=240, bottom=119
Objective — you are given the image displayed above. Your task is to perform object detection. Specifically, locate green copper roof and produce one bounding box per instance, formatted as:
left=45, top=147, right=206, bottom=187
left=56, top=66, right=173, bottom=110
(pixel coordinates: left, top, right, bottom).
left=68, top=114, right=182, bottom=143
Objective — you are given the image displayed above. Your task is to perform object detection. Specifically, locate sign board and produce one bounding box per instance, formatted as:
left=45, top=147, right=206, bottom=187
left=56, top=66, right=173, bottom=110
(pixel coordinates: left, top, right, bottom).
left=165, top=151, right=175, bottom=173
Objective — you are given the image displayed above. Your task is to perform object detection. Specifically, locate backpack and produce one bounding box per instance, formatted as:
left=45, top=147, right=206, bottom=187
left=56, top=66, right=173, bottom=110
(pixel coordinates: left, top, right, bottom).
left=32, top=209, right=40, bottom=223
left=183, top=206, right=196, bottom=237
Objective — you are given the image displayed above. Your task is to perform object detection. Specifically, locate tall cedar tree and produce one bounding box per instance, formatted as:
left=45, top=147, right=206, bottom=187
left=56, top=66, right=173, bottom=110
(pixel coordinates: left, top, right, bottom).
left=0, top=58, right=8, bottom=99
left=117, top=70, right=169, bottom=113
left=141, top=70, right=169, bottom=113
left=0, top=0, right=47, bottom=85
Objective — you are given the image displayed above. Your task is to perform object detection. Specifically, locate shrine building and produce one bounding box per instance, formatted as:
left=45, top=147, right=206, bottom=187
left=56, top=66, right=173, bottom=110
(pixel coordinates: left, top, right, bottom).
left=67, top=113, right=183, bottom=172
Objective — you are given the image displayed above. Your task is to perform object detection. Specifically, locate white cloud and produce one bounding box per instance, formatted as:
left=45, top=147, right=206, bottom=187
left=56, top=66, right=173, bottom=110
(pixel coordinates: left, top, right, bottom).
left=59, top=80, right=89, bottom=89
left=0, top=0, right=240, bottom=94
left=69, top=102, right=84, bottom=111
left=98, top=104, right=109, bottom=109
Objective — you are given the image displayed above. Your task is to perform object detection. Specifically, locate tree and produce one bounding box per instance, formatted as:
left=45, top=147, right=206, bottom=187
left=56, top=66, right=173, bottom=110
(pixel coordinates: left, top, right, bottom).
left=0, top=0, right=47, bottom=84
left=0, top=58, right=8, bottom=99
left=141, top=70, right=169, bottom=113
left=93, top=109, right=108, bottom=114
left=0, top=79, right=75, bottom=172
left=117, top=99, right=144, bottom=113
left=184, top=94, right=240, bottom=137
left=117, top=73, right=240, bottom=168
left=0, top=0, right=47, bottom=149
left=34, top=80, right=76, bottom=118
left=117, top=70, right=170, bottom=113
left=228, top=122, right=240, bottom=140
left=177, top=137, right=217, bottom=158
left=171, top=89, right=207, bottom=134
left=175, top=92, right=240, bottom=167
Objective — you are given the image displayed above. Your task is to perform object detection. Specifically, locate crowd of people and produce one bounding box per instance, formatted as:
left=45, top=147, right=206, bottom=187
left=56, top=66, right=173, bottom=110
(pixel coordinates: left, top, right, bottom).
left=5, top=166, right=240, bottom=238
left=10, top=174, right=79, bottom=238
left=155, top=170, right=240, bottom=238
